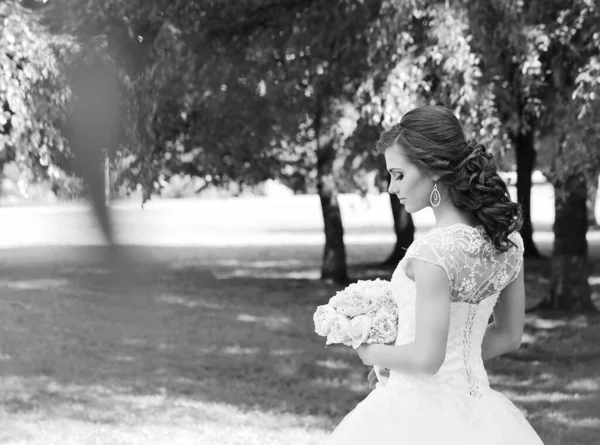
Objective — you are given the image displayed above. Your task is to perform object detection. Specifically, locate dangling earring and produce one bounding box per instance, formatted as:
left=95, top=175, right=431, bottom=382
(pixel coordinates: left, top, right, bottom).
left=430, top=181, right=441, bottom=207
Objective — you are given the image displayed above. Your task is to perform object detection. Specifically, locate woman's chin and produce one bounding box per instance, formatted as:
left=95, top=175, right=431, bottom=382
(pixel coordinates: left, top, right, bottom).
left=403, top=203, right=425, bottom=214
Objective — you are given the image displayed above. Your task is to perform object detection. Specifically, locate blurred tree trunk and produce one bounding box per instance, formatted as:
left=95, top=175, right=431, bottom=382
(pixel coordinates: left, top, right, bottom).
left=104, top=149, right=111, bottom=205
left=317, top=139, right=348, bottom=283
left=512, top=129, right=542, bottom=257
left=543, top=174, right=597, bottom=312
left=68, top=57, right=119, bottom=245
left=384, top=191, right=414, bottom=266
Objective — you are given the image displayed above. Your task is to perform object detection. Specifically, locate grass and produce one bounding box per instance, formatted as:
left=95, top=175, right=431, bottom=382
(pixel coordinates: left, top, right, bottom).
left=0, top=188, right=598, bottom=444
left=0, top=241, right=598, bottom=445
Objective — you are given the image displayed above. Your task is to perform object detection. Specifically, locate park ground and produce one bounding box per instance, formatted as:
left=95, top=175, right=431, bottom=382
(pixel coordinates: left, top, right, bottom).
left=0, top=185, right=598, bottom=444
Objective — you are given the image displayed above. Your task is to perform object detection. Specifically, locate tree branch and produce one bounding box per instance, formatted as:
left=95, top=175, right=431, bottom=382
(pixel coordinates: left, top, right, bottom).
left=205, top=0, right=317, bottom=41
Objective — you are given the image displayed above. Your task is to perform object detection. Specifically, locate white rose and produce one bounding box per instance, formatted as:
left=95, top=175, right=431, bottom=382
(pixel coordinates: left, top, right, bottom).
left=349, top=314, right=372, bottom=349
left=313, top=305, right=337, bottom=336
left=340, top=301, right=375, bottom=318
left=326, top=314, right=352, bottom=345
left=371, top=314, right=397, bottom=343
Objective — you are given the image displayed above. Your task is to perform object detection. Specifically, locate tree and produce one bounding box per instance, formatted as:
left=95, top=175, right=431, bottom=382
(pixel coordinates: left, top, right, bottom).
left=341, top=115, right=416, bottom=267
left=467, top=0, right=600, bottom=312
left=586, top=168, right=599, bottom=228
left=1, top=0, right=134, bottom=248
left=0, top=0, right=75, bottom=194
left=474, top=0, right=600, bottom=312
left=343, top=1, right=505, bottom=265
left=464, top=0, right=552, bottom=258
left=40, top=0, right=406, bottom=283
left=126, top=0, right=428, bottom=283
left=35, top=1, right=553, bottom=287
left=539, top=1, right=600, bottom=312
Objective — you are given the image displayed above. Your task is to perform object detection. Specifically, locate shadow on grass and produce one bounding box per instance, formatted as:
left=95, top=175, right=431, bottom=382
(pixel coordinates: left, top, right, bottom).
left=0, top=244, right=599, bottom=444
left=0, top=246, right=371, bottom=423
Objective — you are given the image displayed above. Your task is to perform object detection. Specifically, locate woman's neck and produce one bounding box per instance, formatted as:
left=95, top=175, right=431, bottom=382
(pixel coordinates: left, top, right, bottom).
left=431, top=202, right=479, bottom=228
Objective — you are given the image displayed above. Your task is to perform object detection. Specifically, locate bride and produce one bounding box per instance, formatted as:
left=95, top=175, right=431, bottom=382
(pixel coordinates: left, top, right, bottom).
left=325, top=106, right=544, bottom=444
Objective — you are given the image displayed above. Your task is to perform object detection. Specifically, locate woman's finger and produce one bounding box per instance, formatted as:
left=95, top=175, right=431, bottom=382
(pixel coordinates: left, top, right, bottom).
left=367, top=368, right=375, bottom=380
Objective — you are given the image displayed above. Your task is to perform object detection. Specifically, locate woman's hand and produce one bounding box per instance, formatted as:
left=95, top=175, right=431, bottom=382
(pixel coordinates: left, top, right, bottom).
left=367, top=367, right=390, bottom=388
left=356, top=344, right=377, bottom=366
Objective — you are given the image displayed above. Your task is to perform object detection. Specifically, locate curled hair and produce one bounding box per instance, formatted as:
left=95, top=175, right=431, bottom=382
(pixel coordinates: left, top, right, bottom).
left=376, top=106, right=522, bottom=252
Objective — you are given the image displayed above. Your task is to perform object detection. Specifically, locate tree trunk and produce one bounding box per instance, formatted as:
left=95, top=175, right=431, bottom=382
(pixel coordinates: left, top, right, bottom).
left=544, top=174, right=597, bottom=312
left=317, top=140, right=348, bottom=283
left=384, top=192, right=415, bottom=266
left=586, top=169, right=599, bottom=228
left=513, top=130, right=542, bottom=257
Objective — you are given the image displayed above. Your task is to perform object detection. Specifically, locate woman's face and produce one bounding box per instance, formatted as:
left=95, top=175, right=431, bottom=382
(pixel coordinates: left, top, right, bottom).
left=384, top=144, right=436, bottom=214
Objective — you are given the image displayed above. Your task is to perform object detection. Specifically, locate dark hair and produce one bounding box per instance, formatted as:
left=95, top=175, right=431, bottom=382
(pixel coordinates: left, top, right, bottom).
left=376, top=105, right=522, bottom=252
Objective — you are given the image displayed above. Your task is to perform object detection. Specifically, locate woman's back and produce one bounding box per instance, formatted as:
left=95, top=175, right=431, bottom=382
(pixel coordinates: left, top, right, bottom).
left=388, top=224, right=525, bottom=395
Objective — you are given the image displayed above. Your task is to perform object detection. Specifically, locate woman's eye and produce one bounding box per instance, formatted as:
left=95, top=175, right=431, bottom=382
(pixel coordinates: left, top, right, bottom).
left=394, top=174, right=403, bottom=181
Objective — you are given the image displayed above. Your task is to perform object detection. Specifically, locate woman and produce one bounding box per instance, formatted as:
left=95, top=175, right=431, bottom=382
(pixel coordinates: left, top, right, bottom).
left=326, top=106, right=544, bottom=444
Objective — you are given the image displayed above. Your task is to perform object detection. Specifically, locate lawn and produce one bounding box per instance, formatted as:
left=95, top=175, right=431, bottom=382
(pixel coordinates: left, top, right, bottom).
left=0, top=192, right=599, bottom=444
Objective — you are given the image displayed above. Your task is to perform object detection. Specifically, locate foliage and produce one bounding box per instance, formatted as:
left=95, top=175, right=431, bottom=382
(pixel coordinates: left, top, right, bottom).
left=547, top=1, right=600, bottom=184
left=36, top=1, right=394, bottom=203
left=464, top=0, right=600, bottom=183
left=0, top=0, right=76, bottom=190
left=7, top=0, right=598, bottom=204
left=341, top=1, right=505, bottom=195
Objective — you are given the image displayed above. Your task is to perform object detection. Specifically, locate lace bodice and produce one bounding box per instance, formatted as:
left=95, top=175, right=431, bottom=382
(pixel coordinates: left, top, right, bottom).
left=402, top=224, right=524, bottom=304
left=387, top=224, right=524, bottom=397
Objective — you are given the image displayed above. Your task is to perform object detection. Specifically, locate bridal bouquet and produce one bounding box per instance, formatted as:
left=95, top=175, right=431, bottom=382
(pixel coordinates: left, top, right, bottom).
left=313, top=278, right=398, bottom=349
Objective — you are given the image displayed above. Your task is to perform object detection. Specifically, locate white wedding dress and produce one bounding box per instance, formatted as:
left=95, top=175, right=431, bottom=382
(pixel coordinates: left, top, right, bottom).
left=326, top=224, right=544, bottom=444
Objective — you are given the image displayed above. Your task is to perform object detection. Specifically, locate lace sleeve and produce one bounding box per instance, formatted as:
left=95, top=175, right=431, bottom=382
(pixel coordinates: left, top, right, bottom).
left=505, top=231, right=525, bottom=284
left=403, top=226, right=525, bottom=303
left=404, top=238, right=453, bottom=293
